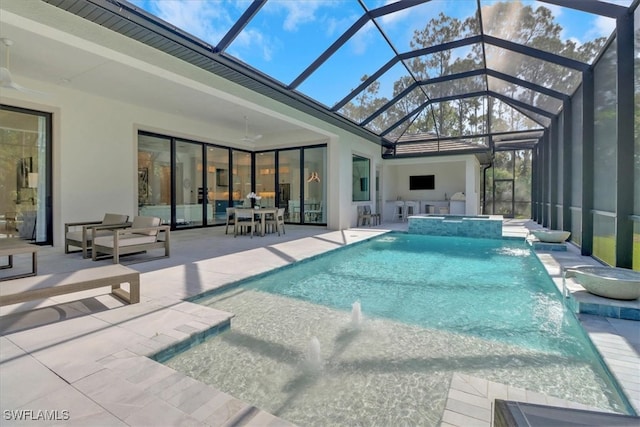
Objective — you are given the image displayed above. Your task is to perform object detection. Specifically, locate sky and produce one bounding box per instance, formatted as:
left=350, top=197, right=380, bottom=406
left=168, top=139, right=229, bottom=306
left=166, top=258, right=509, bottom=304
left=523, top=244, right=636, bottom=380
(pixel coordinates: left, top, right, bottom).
left=128, top=0, right=630, bottom=108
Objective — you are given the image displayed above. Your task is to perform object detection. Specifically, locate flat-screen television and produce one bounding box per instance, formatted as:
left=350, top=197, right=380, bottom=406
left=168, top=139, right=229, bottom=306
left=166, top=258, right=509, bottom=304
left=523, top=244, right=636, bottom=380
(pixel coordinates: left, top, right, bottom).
left=410, top=174, right=435, bottom=190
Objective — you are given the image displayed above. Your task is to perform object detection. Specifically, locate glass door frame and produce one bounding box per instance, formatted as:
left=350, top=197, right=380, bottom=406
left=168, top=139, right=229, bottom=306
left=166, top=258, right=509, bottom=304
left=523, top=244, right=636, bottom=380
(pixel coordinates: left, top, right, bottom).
left=1, top=104, right=53, bottom=245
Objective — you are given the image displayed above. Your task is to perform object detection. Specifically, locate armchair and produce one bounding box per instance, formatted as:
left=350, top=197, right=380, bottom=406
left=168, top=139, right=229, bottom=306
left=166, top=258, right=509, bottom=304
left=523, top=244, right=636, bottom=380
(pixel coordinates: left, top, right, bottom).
left=65, top=213, right=129, bottom=258
left=92, top=215, right=170, bottom=264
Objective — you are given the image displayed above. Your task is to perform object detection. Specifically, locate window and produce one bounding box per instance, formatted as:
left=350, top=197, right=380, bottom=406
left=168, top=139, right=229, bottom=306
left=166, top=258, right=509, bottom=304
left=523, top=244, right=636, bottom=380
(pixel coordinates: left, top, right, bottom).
left=352, top=155, right=370, bottom=202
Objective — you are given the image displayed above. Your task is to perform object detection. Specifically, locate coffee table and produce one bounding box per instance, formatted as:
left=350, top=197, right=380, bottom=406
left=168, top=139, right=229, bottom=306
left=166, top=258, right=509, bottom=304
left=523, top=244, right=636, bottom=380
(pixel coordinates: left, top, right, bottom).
left=0, top=239, right=39, bottom=281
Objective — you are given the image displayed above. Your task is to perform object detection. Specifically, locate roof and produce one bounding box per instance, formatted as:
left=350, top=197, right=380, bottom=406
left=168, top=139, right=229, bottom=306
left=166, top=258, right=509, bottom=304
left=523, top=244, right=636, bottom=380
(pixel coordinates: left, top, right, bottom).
left=41, top=0, right=634, bottom=158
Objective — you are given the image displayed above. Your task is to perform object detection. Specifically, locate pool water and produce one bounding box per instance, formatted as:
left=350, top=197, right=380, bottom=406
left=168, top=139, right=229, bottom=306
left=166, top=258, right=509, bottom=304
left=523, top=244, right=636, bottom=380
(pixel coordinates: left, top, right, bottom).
left=165, top=233, right=631, bottom=426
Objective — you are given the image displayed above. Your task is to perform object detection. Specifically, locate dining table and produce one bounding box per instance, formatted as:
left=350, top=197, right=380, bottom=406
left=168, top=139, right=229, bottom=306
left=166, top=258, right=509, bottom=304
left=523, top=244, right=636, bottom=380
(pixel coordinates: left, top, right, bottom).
left=250, top=207, right=278, bottom=237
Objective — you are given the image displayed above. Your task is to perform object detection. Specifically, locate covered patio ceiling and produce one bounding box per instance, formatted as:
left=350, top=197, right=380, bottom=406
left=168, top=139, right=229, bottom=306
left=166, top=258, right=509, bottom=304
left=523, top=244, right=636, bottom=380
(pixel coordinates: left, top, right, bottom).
left=40, top=0, right=633, bottom=158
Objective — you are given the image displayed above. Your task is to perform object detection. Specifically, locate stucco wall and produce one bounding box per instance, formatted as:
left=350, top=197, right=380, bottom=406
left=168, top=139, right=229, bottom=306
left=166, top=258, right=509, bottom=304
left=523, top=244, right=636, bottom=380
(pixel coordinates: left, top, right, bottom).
left=381, top=155, right=481, bottom=219
left=0, top=0, right=479, bottom=244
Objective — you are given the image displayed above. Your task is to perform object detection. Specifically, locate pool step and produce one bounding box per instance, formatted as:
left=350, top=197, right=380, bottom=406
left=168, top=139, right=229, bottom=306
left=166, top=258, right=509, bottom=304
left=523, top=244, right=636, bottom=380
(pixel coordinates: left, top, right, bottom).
left=441, top=373, right=610, bottom=427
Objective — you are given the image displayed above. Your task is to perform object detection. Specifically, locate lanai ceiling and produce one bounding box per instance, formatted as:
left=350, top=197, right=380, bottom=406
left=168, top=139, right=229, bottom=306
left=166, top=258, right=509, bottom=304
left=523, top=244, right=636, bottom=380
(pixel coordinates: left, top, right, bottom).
left=28, top=0, right=639, bottom=157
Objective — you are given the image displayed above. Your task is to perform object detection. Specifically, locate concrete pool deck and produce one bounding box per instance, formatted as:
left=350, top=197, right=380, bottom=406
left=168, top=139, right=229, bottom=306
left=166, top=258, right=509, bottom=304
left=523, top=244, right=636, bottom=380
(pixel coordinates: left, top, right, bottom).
left=0, top=220, right=638, bottom=426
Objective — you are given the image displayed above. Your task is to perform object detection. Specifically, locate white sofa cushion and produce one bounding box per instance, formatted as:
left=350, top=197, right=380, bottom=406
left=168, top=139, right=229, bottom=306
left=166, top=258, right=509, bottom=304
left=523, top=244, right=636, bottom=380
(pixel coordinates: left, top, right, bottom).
left=66, top=229, right=112, bottom=241
left=102, top=213, right=129, bottom=225
left=131, top=216, right=161, bottom=236
left=93, top=234, right=157, bottom=248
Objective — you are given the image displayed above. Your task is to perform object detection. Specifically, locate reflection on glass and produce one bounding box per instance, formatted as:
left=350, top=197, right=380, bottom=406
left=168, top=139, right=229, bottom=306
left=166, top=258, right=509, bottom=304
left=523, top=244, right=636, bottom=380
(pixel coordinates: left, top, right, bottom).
left=634, top=6, right=640, bottom=217
left=372, top=0, right=480, bottom=51
left=487, top=76, right=563, bottom=113
left=0, top=107, right=48, bottom=243
left=571, top=210, right=582, bottom=247
left=634, top=6, right=640, bottom=269
left=400, top=107, right=438, bottom=139
left=207, top=146, right=230, bottom=225
left=138, top=134, right=172, bottom=225
left=593, top=40, right=617, bottom=212
left=339, top=62, right=412, bottom=124
left=378, top=110, right=422, bottom=142
left=593, top=214, right=616, bottom=266
left=556, top=114, right=565, bottom=205
left=405, top=44, right=485, bottom=79
left=278, top=149, right=300, bottom=222
left=232, top=150, right=252, bottom=207
left=352, top=155, right=370, bottom=202
left=424, top=75, right=485, bottom=100
left=485, top=45, right=581, bottom=95
left=256, top=151, right=276, bottom=208
left=358, top=87, right=428, bottom=135
left=634, top=222, right=640, bottom=271
left=175, top=140, right=203, bottom=228
left=481, top=0, right=610, bottom=64
left=304, top=147, right=326, bottom=224
left=571, top=87, right=583, bottom=208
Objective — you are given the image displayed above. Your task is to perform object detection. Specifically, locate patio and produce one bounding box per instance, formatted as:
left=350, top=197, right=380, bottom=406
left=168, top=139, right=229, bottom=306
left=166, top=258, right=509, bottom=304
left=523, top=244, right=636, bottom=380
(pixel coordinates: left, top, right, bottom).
left=1, top=220, right=638, bottom=426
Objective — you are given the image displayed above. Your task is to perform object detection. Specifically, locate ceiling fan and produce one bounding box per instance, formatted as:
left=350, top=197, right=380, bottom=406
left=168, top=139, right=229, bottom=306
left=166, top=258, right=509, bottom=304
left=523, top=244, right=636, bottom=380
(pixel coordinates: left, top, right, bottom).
left=0, top=38, right=47, bottom=96
left=240, top=115, right=262, bottom=143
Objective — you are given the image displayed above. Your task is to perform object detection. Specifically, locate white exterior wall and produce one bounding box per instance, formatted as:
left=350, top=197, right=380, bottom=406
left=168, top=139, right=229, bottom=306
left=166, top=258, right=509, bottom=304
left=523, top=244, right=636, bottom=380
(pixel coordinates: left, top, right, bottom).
left=1, top=0, right=480, bottom=245
left=381, top=155, right=481, bottom=220
left=4, top=81, right=377, bottom=245
left=465, top=158, right=482, bottom=215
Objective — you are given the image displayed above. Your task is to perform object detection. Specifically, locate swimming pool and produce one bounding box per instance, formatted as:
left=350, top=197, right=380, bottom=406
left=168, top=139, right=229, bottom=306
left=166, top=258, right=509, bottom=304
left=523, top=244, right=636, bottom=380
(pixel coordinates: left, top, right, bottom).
left=164, top=233, right=632, bottom=426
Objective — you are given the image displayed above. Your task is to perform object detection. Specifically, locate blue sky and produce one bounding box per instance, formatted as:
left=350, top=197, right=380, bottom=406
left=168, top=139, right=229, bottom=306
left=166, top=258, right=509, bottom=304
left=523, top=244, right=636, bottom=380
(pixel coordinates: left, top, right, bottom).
left=129, top=0, right=625, bottom=106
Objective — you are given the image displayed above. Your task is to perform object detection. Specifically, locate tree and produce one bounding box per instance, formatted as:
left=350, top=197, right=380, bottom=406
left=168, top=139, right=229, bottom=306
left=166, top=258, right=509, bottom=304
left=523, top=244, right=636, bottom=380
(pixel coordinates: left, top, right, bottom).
left=342, top=1, right=608, bottom=143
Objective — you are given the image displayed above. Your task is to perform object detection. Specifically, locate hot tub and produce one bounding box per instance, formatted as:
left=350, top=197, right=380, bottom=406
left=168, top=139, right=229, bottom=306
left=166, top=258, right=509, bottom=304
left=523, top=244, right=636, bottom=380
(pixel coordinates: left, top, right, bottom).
left=407, top=214, right=502, bottom=239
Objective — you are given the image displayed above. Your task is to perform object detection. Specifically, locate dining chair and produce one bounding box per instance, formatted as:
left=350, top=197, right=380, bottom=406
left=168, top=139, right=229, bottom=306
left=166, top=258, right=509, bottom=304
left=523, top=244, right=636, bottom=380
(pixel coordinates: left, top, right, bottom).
left=288, top=200, right=300, bottom=222
left=357, top=205, right=372, bottom=226
left=266, top=207, right=285, bottom=236
left=234, top=208, right=257, bottom=238
left=405, top=201, right=418, bottom=220
left=370, top=205, right=381, bottom=226
left=393, top=201, right=405, bottom=222
left=224, top=207, right=235, bottom=234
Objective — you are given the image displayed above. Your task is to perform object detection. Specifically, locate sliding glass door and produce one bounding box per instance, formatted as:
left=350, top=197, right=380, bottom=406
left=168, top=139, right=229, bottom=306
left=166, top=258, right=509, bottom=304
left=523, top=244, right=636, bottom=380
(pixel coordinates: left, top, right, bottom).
left=138, top=131, right=327, bottom=228
left=276, top=146, right=326, bottom=224
left=0, top=105, right=52, bottom=244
